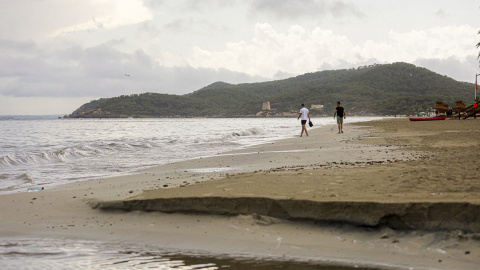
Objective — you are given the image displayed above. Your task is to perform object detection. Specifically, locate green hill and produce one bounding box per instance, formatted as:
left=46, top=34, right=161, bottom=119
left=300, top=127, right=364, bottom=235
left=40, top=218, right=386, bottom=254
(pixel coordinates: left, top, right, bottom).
left=69, top=62, right=475, bottom=118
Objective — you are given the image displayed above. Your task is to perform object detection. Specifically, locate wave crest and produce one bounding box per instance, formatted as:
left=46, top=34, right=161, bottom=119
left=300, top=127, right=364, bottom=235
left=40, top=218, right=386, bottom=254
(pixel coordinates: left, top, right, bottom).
left=0, top=173, right=35, bottom=192
left=231, top=127, right=265, bottom=137
left=0, top=139, right=159, bottom=168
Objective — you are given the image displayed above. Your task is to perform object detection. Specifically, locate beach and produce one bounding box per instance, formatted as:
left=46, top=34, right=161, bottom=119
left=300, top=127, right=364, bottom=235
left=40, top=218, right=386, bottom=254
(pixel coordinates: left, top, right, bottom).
left=1, top=118, right=480, bottom=269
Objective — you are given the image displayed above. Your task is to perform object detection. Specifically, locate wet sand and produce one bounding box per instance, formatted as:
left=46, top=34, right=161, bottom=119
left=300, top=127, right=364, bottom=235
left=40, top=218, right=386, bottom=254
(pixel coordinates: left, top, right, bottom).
left=1, top=118, right=480, bottom=269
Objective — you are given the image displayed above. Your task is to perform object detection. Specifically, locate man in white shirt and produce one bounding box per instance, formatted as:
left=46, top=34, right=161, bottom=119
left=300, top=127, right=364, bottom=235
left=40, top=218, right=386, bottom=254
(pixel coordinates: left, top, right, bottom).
left=297, top=103, right=311, bottom=137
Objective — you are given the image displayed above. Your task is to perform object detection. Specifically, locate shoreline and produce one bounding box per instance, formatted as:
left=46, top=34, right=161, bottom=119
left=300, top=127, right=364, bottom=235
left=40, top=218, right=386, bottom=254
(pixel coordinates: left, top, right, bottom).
left=1, top=118, right=480, bottom=269
left=0, top=116, right=381, bottom=196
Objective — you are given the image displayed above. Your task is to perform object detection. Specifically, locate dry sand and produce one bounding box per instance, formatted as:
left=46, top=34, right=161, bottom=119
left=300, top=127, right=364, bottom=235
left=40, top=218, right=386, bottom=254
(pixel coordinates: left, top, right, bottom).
left=1, top=118, right=480, bottom=269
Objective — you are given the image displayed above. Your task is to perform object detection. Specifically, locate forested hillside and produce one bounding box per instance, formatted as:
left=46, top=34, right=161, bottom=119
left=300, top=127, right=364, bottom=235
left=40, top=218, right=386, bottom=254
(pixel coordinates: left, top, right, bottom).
left=69, top=62, right=475, bottom=118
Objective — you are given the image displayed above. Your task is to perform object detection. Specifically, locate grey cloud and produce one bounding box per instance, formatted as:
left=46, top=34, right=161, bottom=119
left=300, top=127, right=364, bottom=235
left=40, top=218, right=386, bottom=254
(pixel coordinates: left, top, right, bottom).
left=435, top=9, right=448, bottom=18
left=330, top=1, right=364, bottom=18
left=0, top=39, right=38, bottom=55
left=138, top=21, right=161, bottom=36
left=415, top=57, right=479, bottom=83
left=92, top=17, right=105, bottom=29
left=143, top=0, right=234, bottom=12
left=250, top=0, right=325, bottom=19
left=141, top=0, right=164, bottom=9
left=0, top=40, right=267, bottom=98
left=273, top=70, right=295, bottom=80
left=163, top=18, right=193, bottom=32
left=161, top=17, right=230, bottom=36
left=249, top=0, right=364, bottom=20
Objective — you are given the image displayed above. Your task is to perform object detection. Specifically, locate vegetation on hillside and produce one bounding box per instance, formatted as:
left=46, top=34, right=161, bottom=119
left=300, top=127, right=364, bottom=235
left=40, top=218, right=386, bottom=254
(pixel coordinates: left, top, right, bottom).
left=69, top=62, right=475, bottom=118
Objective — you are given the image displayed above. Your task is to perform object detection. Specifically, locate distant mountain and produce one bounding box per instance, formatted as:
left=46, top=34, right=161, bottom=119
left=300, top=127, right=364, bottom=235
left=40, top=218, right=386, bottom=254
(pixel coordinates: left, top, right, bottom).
left=69, top=62, right=475, bottom=118
left=200, top=81, right=233, bottom=90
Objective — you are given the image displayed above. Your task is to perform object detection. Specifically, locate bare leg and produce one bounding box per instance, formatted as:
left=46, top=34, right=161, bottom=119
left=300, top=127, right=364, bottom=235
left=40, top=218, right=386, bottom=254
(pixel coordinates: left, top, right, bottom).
left=300, top=125, right=309, bottom=137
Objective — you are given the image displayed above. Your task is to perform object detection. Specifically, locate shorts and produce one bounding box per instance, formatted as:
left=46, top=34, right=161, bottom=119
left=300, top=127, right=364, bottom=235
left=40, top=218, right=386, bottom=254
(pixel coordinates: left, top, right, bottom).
left=301, top=120, right=307, bottom=125
left=337, top=117, right=344, bottom=124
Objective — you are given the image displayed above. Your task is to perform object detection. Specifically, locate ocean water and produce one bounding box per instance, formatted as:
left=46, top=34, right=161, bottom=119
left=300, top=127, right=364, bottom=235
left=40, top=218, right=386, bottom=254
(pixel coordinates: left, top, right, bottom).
left=0, top=116, right=382, bottom=194
left=0, top=116, right=384, bottom=269
left=0, top=237, right=376, bottom=270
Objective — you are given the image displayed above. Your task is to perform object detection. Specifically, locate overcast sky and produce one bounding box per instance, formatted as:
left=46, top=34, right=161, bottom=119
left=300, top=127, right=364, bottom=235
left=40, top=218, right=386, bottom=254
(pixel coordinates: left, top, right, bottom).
left=1, top=0, right=479, bottom=115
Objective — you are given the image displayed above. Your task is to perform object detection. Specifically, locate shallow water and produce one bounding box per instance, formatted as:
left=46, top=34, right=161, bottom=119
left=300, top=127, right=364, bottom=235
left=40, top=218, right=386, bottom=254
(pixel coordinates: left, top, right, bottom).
left=0, top=117, right=382, bottom=194
left=0, top=237, right=377, bottom=270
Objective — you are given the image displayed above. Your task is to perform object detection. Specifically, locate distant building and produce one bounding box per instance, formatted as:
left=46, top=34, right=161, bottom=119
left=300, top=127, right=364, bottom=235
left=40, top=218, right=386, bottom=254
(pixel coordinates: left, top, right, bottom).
left=311, top=104, right=324, bottom=109
left=262, top=101, right=271, bottom=110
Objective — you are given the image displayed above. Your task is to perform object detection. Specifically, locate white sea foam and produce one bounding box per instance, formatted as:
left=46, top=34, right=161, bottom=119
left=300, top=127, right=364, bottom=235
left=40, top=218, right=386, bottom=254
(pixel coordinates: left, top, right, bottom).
left=231, top=126, right=265, bottom=137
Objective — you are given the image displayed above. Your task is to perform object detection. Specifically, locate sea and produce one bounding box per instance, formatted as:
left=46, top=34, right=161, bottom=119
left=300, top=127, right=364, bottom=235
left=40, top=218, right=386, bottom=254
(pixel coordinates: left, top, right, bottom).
left=0, top=115, right=382, bottom=270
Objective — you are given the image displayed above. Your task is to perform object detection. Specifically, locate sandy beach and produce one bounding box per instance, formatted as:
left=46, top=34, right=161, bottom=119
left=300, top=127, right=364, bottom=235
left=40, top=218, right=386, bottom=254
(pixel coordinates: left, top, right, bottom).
left=1, top=118, right=480, bottom=269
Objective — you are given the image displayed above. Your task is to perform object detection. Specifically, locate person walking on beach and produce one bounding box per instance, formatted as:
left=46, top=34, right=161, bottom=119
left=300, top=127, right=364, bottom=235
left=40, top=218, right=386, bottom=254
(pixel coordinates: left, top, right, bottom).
left=297, top=103, right=311, bottom=137
left=333, top=101, right=346, bottom=134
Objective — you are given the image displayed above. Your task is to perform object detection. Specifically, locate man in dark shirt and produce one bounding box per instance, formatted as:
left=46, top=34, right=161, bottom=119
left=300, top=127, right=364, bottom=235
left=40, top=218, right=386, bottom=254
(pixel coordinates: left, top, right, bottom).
left=333, top=102, right=346, bottom=134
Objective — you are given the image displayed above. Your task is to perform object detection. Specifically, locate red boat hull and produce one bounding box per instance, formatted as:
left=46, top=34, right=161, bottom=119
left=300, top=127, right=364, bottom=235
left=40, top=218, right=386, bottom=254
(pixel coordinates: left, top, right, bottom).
left=409, top=117, right=446, bottom=121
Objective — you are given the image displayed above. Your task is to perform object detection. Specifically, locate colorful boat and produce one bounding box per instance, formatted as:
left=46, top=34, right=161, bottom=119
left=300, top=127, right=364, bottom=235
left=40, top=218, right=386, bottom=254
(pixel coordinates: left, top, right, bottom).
left=409, top=116, right=446, bottom=121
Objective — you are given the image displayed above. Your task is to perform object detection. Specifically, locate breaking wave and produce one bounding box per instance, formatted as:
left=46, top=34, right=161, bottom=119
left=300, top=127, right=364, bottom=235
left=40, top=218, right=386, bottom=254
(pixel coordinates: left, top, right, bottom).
left=0, top=173, right=34, bottom=192
left=0, top=141, right=159, bottom=168
left=231, top=127, right=265, bottom=137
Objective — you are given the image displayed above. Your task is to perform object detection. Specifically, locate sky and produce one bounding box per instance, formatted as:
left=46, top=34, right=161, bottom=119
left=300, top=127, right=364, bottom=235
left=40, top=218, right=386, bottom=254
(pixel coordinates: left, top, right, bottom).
left=1, top=0, right=479, bottom=115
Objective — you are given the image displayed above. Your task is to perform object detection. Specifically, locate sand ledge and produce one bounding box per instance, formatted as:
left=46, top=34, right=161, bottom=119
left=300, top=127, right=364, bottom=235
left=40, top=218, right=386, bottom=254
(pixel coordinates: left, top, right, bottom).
left=90, top=198, right=480, bottom=233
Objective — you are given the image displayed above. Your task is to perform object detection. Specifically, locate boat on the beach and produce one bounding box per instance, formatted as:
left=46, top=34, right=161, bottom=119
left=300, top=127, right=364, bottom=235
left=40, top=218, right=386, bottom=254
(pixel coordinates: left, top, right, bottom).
left=409, top=116, right=446, bottom=121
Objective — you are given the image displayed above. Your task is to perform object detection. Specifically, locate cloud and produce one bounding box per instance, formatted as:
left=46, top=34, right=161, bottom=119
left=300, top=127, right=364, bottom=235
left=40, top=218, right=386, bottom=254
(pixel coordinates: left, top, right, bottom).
left=187, top=23, right=478, bottom=79
left=53, top=0, right=153, bottom=36
left=435, top=9, right=448, bottom=18
left=187, top=23, right=368, bottom=77
left=415, top=57, right=479, bottom=83
left=385, top=25, right=476, bottom=61
left=248, top=0, right=365, bottom=20
left=0, top=40, right=267, bottom=99
left=0, top=1, right=153, bottom=40
left=144, top=0, right=235, bottom=12
left=1, top=19, right=476, bottom=101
